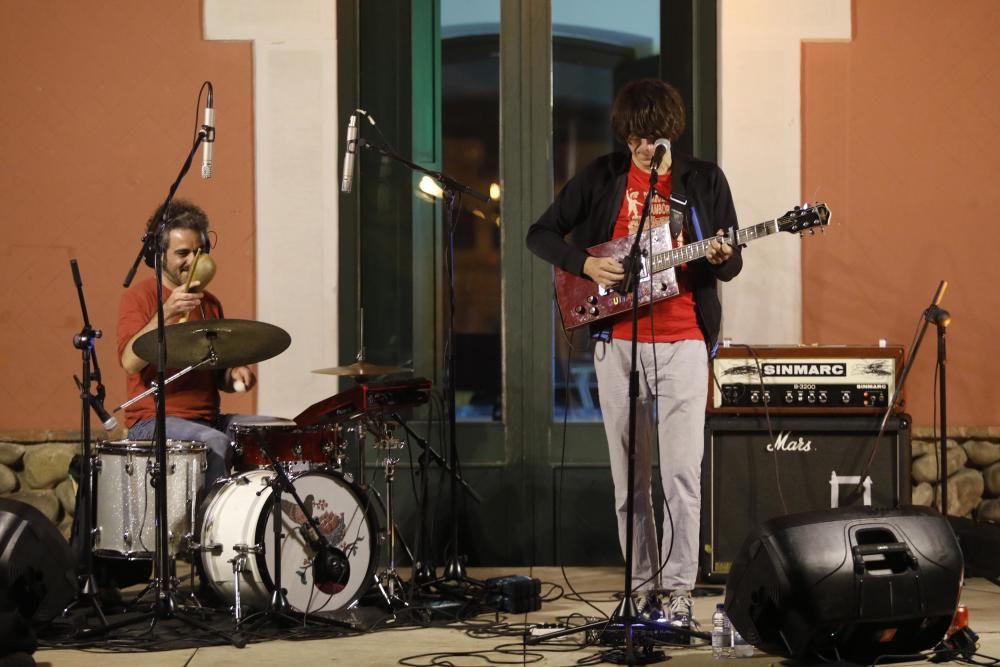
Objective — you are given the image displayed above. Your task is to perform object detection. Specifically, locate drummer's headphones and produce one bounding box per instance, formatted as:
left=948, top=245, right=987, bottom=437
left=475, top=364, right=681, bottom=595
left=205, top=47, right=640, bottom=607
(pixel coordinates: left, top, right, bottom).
left=142, top=202, right=212, bottom=268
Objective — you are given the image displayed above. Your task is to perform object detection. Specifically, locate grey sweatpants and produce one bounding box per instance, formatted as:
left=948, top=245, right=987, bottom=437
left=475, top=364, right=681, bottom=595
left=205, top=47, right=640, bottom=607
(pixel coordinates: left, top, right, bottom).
left=594, top=337, right=708, bottom=592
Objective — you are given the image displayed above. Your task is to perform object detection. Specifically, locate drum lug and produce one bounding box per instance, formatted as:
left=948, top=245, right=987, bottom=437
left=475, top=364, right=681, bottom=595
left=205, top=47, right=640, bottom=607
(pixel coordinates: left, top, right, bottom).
left=92, top=457, right=103, bottom=471
left=342, top=471, right=354, bottom=483
left=236, top=475, right=251, bottom=485
left=125, top=461, right=133, bottom=475
left=123, top=530, right=132, bottom=547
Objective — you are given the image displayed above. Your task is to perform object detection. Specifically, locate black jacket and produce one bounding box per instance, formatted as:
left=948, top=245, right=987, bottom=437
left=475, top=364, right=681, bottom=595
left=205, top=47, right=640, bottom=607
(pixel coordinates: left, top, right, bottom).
left=526, top=151, right=742, bottom=349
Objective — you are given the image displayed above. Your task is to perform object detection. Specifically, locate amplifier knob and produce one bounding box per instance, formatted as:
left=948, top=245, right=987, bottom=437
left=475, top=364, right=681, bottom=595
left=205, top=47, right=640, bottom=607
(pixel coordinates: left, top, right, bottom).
left=750, top=390, right=760, bottom=404
left=818, top=390, right=828, bottom=403
left=574, top=305, right=585, bottom=315
left=589, top=306, right=599, bottom=316
left=841, top=390, right=851, bottom=404
left=586, top=295, right=598, bottom=305
left=784, top=391, right=794, bottom=404
left=807, top=392, right=816, bottom=404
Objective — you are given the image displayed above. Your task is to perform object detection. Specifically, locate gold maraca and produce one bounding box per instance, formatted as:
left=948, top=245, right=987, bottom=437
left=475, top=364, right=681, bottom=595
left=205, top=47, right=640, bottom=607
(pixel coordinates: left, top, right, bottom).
left=178, top=249, right=217, bottom=323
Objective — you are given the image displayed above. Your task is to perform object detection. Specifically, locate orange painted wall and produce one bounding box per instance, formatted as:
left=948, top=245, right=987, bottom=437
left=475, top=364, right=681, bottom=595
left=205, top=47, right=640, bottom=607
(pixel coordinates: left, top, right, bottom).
left=0, top=1, right=256, bottom=431
left=802, top=0, right=1000, bottom=427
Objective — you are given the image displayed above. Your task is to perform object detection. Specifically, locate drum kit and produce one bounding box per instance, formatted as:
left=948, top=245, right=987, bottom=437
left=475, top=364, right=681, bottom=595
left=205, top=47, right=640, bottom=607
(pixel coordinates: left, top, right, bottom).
left=88, top=317, right=433, bottom=626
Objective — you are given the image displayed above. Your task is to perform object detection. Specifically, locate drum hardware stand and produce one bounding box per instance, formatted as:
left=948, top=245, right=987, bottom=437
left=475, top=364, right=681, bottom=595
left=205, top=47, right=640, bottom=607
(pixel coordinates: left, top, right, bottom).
left=346, top=132, right=488, bottom=587
left=368, top=424, right=408, bottom=611
left=63, top=259, right=110, bottom=629
left=95, top=80, right=238, bottom=646
left=229, top=543, right=264, bottom=626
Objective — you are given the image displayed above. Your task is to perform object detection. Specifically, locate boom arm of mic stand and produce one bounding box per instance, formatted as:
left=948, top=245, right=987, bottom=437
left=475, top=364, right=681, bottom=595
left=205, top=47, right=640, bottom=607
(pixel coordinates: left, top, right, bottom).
left=257, top=439, right=342, bottom=555
left=356, top=138, right=490, bottom=203
left=391, top=412, right=482, bottom=504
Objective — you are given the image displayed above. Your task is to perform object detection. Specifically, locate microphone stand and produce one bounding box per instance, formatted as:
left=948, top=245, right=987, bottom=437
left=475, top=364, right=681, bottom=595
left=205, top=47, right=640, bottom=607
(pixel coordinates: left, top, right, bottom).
left=879, top=280, right=950, bottom=511
left=88, top=87, right=235, bottom=643
left=63, top=259, right=110, bottom=628
left=527, top=157, right=674, bottom=665
left=390, top=411, right=482, bottom=587
left=235, top=438, right=355, bottom=633
left=351, top=136, right=486, bottom=591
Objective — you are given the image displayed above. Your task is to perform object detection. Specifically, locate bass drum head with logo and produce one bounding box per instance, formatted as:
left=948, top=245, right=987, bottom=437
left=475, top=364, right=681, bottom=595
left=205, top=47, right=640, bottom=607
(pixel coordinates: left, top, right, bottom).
left=199, top=469, right=378, bottom=613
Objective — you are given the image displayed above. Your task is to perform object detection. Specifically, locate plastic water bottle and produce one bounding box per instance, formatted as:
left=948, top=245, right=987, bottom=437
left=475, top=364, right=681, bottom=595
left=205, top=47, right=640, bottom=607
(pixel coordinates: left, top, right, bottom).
left=732, top=626, right=753, bottom=657
left=712, top=603, right=732, bottom=658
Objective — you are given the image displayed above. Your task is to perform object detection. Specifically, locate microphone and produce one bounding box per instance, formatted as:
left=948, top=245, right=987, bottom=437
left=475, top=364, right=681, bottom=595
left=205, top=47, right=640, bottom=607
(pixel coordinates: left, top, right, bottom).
left=89, top=395, right=119, bottom=433
left=651, top=138, right=671, bottom=171
left=313, top=545, right=350, bottom=594
left=201, top=84, right=215, bottom=179
left=340, top=113, right=359, bottom=193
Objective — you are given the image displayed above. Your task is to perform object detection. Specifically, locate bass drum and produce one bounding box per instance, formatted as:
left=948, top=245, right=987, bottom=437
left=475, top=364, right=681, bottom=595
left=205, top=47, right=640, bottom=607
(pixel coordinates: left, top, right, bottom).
left=199, top=469, right=378, bottom=613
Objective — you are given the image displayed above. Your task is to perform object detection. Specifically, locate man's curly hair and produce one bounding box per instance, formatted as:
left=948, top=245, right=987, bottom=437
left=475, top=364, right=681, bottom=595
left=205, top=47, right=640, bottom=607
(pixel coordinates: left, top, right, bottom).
left=610, top=78, right=686, bottom=145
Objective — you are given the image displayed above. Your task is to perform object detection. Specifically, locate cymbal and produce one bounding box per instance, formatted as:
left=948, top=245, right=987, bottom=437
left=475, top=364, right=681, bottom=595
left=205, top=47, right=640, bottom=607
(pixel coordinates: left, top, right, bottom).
left=133, top=319, right=291, bottom=369
left=311, top=361, right=413, bottom=377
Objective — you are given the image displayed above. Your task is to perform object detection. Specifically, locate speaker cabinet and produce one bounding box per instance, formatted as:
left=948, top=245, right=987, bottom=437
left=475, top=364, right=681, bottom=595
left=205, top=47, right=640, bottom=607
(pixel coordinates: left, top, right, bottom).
left=701, top=414, right=911, bottom=582
left=724, top=505, right=963, bottom=662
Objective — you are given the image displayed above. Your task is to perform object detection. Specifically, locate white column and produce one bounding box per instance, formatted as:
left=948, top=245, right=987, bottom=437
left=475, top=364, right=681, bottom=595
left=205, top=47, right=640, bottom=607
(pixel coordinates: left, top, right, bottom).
left=203, top=0, right=339, bottom=418
left=718, top=0, right=850, bottom=344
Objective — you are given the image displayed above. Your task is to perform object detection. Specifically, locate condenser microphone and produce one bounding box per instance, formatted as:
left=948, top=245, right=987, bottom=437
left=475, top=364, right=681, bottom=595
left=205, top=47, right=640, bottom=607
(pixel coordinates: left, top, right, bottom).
left=201, top=84, right=215, bottom=179
left=340, top=113, right=359, bottom=193
left=651, top=138, right=671, bottom=171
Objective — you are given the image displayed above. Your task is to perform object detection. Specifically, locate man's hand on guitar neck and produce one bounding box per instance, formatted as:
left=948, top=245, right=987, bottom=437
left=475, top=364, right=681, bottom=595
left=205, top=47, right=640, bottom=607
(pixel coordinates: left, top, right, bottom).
left=706, top=229, right=734, bottom=265
left=583, top=256, right=625, bottom=289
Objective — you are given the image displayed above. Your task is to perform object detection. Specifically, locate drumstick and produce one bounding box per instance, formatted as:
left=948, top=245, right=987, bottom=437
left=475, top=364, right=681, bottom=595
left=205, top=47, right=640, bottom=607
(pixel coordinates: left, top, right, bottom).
left=178, top=249, right=202, bottom=324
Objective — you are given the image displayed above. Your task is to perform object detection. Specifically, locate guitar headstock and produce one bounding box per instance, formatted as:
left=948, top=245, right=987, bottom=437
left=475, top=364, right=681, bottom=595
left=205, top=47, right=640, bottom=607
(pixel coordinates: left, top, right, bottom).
left=777, top=203, right=831, bottom=235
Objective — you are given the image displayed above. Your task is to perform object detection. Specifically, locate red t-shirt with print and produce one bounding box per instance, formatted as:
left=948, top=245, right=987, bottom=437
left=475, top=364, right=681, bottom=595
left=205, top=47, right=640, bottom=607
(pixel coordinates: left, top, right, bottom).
left=610, top=160, right=703, bottom=343
left=117, top=277, right=223, bottom=427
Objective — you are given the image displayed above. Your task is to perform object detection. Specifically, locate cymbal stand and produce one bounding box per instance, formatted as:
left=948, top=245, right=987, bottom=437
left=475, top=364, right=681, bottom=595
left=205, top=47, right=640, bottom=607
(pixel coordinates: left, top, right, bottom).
left=63, top=259, right=109, bottom=628
left=367, top=417, right=408, bottom=610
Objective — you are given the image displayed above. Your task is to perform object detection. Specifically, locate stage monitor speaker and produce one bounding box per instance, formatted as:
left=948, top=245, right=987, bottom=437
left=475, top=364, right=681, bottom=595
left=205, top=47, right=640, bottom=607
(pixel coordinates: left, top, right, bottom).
left=0, top=499, right=76, bottom=634
left=724, top=505, right=963, bottom=662
left=701, top=413, right=911, bottom=582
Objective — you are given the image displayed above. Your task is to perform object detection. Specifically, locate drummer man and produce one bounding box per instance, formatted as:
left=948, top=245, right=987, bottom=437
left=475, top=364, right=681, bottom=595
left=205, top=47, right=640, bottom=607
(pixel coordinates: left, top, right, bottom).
left=117, top=199, right=258, bottom=484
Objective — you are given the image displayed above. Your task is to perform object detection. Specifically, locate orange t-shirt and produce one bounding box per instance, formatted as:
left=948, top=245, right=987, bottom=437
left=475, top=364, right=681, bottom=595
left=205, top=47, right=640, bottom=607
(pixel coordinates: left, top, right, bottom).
left=117, top=277, right=223, bottom=427
left=610, top=160, right=703, bottom=343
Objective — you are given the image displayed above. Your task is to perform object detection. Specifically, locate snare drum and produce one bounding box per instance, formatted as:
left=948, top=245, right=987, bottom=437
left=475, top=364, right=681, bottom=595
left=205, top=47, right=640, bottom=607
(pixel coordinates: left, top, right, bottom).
left=94, top=439, right=206, bottom=558
left=198, top=469, right=378, bottom=613
left=231, top=420, right=342, bottom=474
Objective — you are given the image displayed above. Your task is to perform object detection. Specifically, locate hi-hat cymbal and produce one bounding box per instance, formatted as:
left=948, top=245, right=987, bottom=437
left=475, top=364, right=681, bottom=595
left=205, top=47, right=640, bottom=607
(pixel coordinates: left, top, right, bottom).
left=133, top=319, right=291, bottom=369
left=311, top=361, right=413, bottom=377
